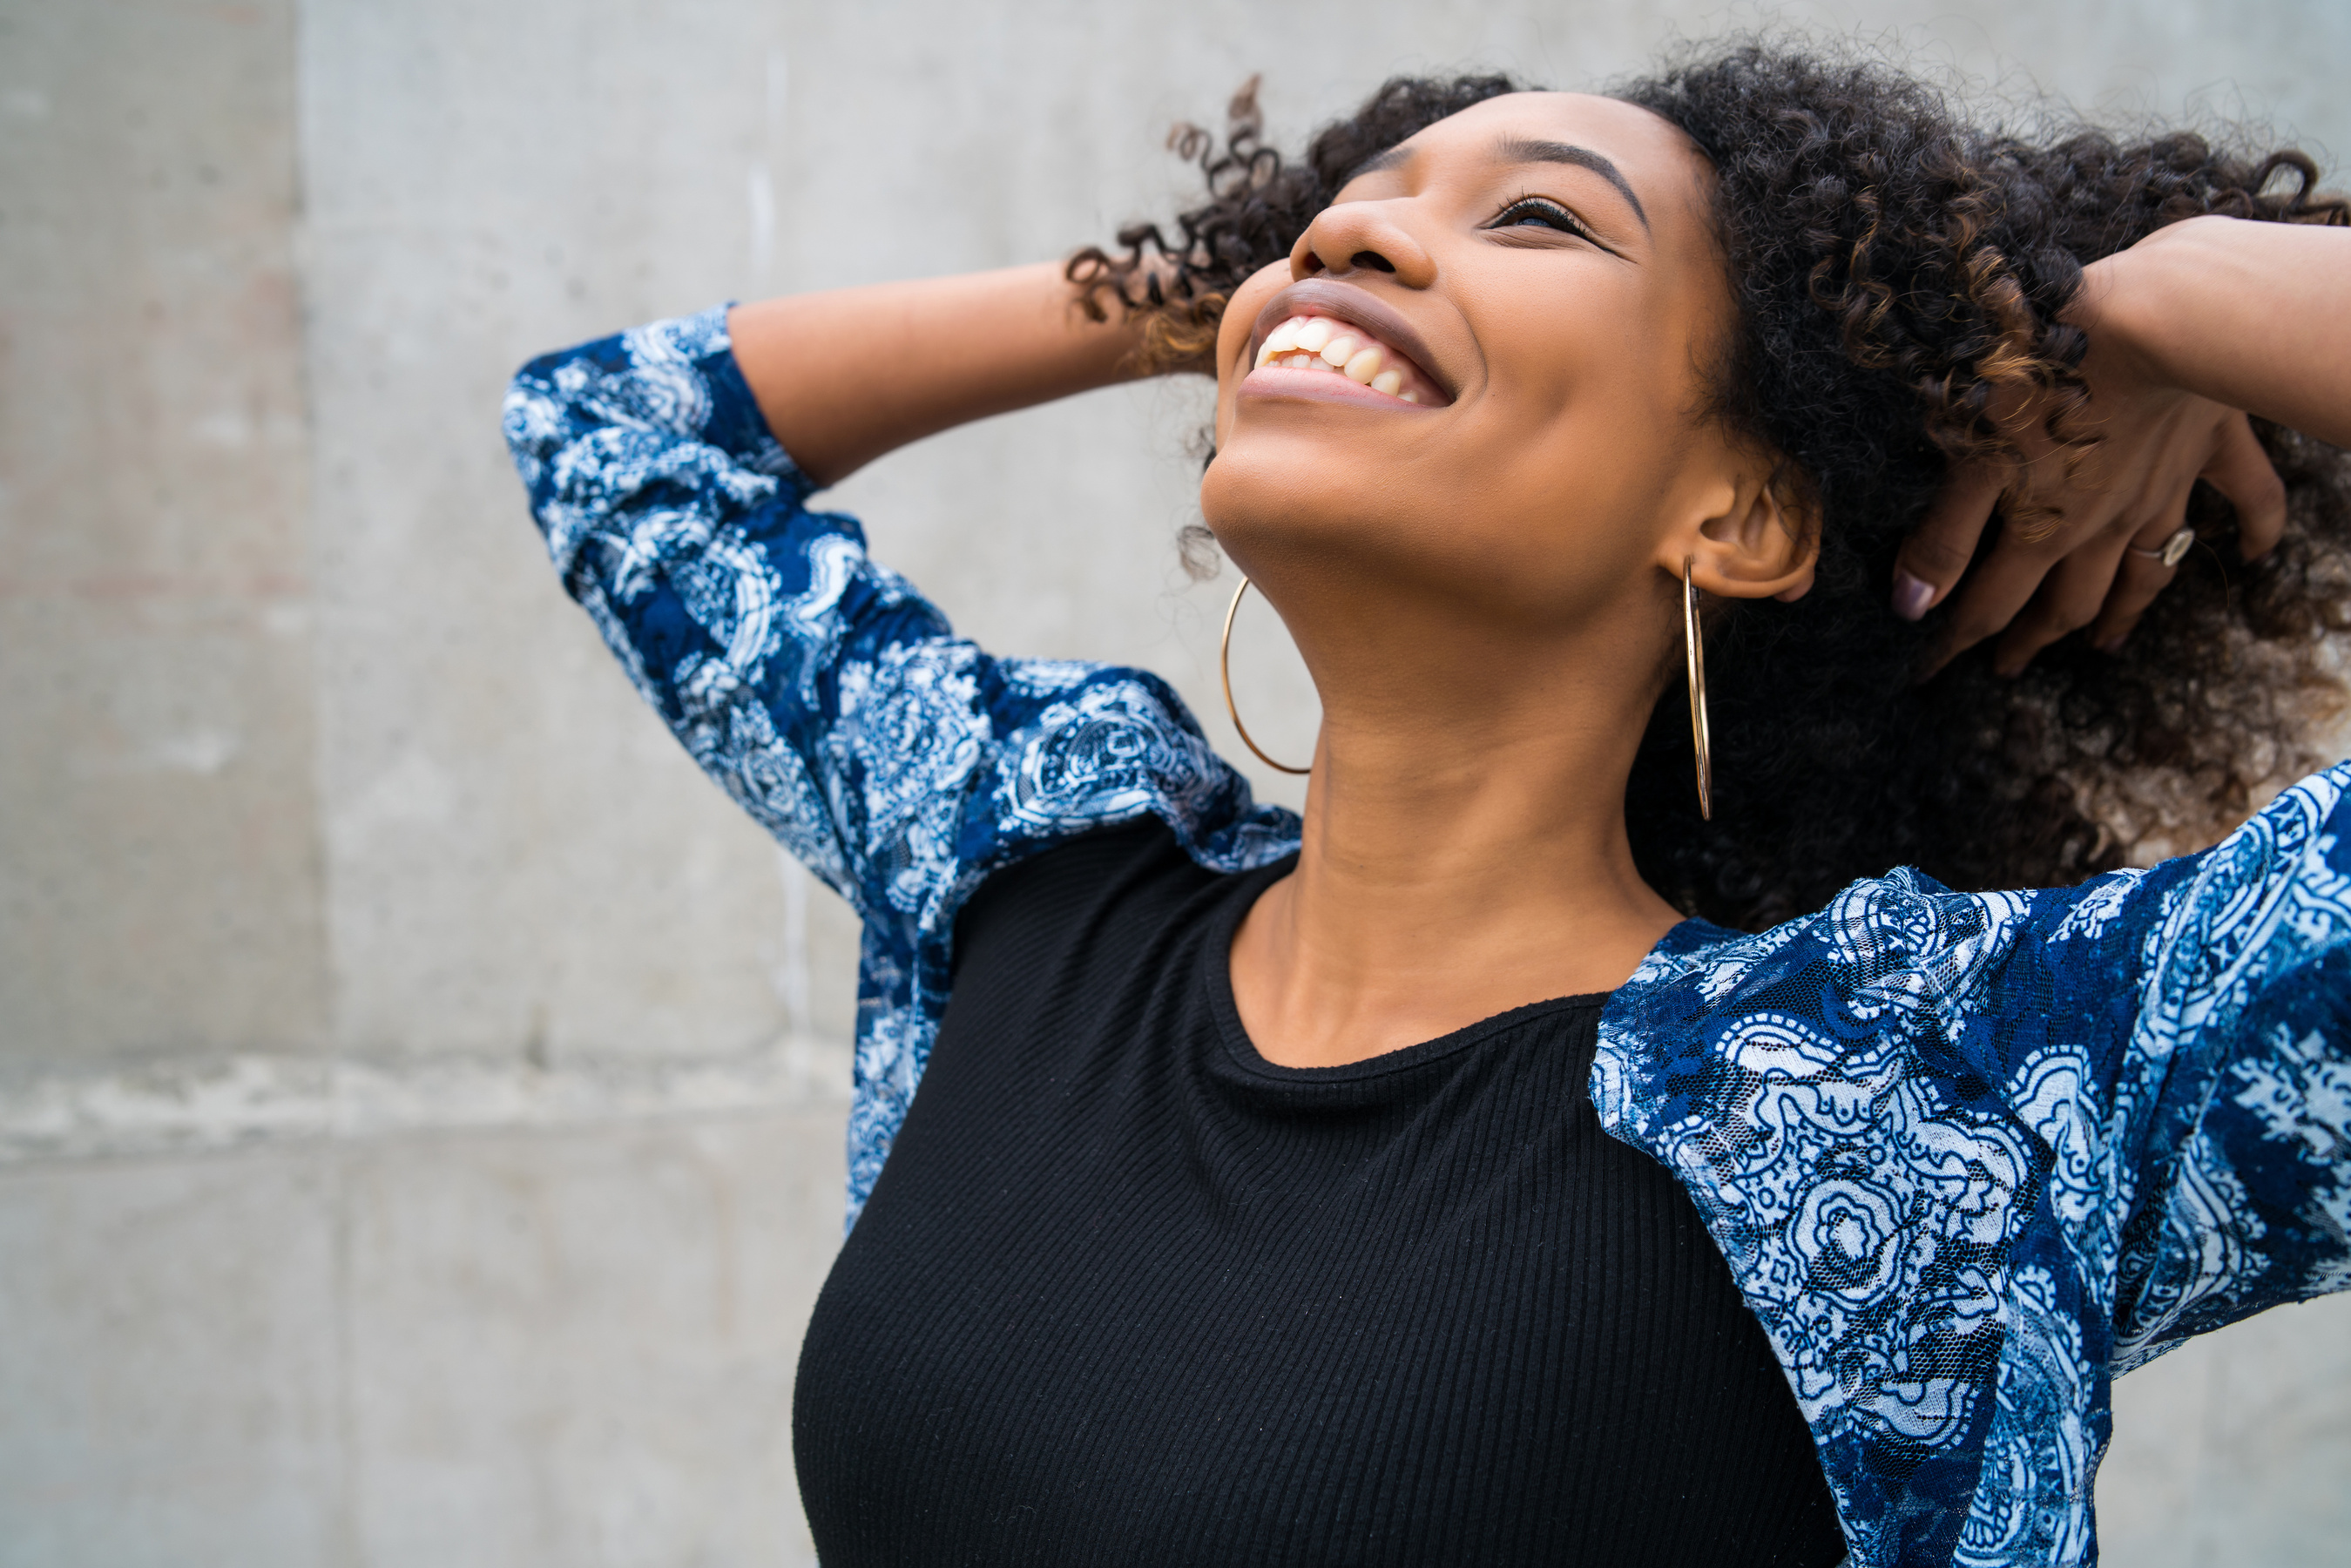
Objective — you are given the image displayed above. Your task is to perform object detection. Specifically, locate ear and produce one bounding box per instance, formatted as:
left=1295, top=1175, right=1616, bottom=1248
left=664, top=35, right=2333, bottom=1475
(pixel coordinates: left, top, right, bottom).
left=1657, top=456, right=1818, bottom=603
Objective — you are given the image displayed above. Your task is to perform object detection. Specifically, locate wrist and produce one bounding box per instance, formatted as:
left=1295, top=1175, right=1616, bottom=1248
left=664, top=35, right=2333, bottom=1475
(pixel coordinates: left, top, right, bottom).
left=1063, top=252, right=1198, bottom=379
left=2069, top=217, right=2243, bottom=389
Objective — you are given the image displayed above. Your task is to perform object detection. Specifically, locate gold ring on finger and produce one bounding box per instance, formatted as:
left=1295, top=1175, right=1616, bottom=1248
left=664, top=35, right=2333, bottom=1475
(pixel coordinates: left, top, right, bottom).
left=2127, top=525, right=2195, bottom=570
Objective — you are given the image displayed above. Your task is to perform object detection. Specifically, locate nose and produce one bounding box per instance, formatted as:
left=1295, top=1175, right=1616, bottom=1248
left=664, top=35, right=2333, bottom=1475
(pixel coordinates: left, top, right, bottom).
left=1290, top=200, right=1436, bottom=287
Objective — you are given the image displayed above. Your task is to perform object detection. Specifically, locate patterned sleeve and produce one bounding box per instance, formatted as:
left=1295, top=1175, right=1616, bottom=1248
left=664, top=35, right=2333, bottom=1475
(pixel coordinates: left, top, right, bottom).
left=503, top=307, right=1300, bottom=1218
left=2091, top=763, right=2351, bottom=1362
left=1593, top=761, right=2351, bottom=1565
left=502, top=306, right=951, bottom=913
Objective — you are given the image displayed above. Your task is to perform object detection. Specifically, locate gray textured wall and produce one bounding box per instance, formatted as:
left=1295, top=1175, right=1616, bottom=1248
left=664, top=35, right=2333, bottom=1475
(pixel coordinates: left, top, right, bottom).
left=3, top=1, right=2348, bottom=1563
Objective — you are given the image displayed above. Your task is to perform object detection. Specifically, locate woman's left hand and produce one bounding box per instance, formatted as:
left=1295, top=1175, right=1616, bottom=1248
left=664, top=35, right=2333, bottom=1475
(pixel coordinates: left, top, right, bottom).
left=1888, top=243, right=2289, bottom=677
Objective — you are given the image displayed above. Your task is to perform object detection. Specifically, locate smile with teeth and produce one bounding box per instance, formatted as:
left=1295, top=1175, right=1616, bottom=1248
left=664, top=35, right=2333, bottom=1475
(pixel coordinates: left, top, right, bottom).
left=1251, top=314, right=1434, bottom=403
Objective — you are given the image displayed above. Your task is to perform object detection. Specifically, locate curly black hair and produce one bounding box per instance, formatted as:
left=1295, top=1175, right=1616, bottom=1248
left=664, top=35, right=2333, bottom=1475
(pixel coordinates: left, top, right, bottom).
left=1070, top=42, right=2351, bottom=929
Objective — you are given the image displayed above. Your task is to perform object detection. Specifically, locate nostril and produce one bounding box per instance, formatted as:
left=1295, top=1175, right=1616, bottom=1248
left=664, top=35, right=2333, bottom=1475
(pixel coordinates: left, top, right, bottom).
left=1349, top=250, right=1396, bottom=274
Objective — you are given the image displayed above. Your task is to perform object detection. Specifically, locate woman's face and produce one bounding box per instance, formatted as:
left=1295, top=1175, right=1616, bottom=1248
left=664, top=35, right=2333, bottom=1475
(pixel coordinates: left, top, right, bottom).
left=1202, top=92, right=1800, bottom=645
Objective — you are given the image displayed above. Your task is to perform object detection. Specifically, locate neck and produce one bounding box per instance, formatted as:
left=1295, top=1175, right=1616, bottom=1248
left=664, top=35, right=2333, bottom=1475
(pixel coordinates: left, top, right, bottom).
left=1228, top=606, right=1686, bottom=1069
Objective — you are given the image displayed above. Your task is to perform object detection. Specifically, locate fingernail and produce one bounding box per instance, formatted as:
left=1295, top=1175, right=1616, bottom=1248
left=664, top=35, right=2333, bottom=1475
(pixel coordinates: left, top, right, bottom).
left=1891, top=569, right=1936, bottom=621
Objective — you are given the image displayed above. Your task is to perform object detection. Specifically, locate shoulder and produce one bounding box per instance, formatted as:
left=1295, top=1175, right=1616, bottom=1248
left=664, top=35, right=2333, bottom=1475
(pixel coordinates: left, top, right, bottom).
left=1592, top=882, right=2128, bottom=1562
left=1588, top=766, right=2351, bottom=1565
left=1591, top=858, right=2187, bottom=1218
left=1604, top=868, right=2080, bottom=1060
left=951, top=816, right=1261, bottom=980
left=958, top=659, right=1302, bottom=894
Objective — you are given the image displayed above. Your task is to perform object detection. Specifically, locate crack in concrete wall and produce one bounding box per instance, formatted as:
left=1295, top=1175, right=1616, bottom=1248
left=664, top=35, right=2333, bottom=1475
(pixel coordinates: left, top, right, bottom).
left=0, top=1038, right=853, bottom=1166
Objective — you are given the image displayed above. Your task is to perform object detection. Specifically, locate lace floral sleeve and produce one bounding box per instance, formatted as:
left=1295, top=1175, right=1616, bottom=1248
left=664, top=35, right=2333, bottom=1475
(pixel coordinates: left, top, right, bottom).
left=1595, top=762, right=2351, bottom=1567
left=2100, top=767, right=2351, bottom=1358
left=503, top=307, right=1300, bottom=1219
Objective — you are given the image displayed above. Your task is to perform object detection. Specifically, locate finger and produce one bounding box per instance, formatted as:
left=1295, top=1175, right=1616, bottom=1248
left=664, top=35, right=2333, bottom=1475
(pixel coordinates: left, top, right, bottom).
left=1895, top=459, right=2007, bottom=619
left=1989, top=537, right=2134, bottom=677
left=2089, top=501, right=2192, bottom=652
left=2199, top=412, right=2287, bottom=560
left=1922, top=520, right=2072, bottom=673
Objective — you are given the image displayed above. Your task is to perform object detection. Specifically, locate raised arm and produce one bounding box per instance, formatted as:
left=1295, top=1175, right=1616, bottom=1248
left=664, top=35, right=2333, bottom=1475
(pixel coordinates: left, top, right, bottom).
left=728, top=261, right=1154, bottom=487
left=2082, top=215, right=2351, bottom=448
left=507, top=255, right=1276, bottom=919
left=506, top=277, right=1296, bottom=1218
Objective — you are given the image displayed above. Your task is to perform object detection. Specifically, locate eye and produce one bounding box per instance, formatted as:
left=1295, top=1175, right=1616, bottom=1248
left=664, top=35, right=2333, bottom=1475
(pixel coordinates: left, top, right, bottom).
left=1490, top=196, right=1593, bottom=240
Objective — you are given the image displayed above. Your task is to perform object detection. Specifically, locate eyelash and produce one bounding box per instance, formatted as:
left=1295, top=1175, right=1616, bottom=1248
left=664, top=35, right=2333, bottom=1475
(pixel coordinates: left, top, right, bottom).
left=1490, top=193, right=1596, bottom=241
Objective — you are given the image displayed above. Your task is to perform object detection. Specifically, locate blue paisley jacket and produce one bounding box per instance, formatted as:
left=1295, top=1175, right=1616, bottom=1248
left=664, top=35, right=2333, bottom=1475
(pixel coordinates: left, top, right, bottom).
left=504, top=308, right=2351, bottom=1568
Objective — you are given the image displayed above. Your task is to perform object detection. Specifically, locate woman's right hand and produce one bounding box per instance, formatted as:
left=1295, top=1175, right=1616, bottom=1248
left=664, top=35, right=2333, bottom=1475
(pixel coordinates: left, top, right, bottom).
left=1889, top=214, right=2351, bottom=673
left=728, top=261, right=1157, bottom=489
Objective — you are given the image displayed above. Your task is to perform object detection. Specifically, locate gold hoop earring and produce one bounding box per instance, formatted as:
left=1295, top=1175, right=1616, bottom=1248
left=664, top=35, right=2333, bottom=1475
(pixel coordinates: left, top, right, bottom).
left=1219, top=577, right=1311, bottom=776
left=1683, top=556, right=1713, bottom=821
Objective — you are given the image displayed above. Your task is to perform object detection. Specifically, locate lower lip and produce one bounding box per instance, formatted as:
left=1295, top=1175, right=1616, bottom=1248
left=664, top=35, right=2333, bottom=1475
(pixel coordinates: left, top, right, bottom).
left=1237, top=365, right=1443, bottom=411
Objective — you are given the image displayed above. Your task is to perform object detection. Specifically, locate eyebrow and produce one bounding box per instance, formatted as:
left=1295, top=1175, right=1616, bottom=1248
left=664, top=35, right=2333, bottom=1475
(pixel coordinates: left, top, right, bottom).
left=1492, top=137, right=1650, bottom=229
left=1349, top=136, right=1651, bottom=232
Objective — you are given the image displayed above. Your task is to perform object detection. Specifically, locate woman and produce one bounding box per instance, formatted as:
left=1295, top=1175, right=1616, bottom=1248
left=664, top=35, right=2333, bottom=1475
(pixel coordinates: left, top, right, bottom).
left=503, top=43, right=2351, bottom=1568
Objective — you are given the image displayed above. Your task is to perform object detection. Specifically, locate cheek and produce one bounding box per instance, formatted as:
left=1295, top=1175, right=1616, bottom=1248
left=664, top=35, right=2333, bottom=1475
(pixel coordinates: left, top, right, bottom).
left=1425, top=451, right=1673, bottom=618
left=1483, top=395, right=1677, bottom=522
left=1435, top=362, right=1692, bottom=568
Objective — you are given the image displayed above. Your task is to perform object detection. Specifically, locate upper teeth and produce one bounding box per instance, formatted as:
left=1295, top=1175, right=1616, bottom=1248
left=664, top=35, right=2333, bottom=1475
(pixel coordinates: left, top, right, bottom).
left=1254, top=315, right=1425, bottom=402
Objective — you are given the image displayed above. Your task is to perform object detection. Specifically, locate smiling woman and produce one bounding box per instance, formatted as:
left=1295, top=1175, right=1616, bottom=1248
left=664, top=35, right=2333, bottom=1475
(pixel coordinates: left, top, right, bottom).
left=503, top=37, right=2351, bottom=1568
left=1078, top=60, right=2351, bottom=930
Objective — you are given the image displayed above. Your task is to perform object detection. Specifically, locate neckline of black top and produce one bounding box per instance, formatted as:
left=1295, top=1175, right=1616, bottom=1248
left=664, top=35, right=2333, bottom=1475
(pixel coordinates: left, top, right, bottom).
left=1198, top=850, right=1618, bottom=1085
left=795, top=819, right=1847, bottom=1568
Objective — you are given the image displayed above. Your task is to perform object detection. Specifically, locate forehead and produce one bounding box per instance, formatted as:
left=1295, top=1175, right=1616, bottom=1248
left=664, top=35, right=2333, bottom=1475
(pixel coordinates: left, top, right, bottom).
left=1364, top=91, right=1710, bottom=224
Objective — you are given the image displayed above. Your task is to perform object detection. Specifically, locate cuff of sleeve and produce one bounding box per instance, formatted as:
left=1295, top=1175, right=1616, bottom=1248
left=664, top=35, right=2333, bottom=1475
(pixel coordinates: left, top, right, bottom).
left=684, top=303, right=818, bottom=504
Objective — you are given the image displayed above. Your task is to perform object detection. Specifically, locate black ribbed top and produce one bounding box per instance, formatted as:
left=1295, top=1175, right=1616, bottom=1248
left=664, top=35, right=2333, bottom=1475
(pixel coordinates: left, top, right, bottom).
left=794, top=820, right=1846, bottom=1566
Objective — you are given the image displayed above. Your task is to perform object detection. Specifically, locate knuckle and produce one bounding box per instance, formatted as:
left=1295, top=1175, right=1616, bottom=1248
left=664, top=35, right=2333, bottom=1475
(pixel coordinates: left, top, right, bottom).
left=2020, top=597, right=2096, bottom=638
left=2001, top=517, right=2074, bottom=558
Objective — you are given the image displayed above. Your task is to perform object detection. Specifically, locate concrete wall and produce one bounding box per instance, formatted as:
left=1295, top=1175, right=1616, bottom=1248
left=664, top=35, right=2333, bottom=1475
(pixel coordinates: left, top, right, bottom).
left=3, top=0, right=2347, bottom=1562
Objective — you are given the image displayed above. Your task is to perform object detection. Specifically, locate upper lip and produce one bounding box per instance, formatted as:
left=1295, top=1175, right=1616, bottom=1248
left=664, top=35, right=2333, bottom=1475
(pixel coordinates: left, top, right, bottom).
left=1246, top=280, right=1455, bottom=402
